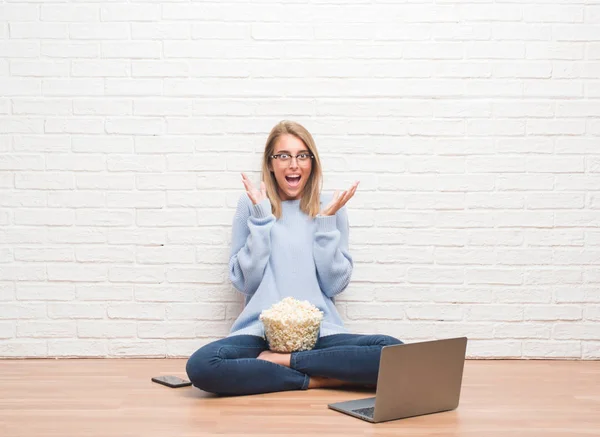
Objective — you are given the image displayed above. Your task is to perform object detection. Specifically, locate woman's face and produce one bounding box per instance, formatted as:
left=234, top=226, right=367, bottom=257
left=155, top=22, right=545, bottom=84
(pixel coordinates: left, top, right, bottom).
left=269, top=134, right=313, bottom=201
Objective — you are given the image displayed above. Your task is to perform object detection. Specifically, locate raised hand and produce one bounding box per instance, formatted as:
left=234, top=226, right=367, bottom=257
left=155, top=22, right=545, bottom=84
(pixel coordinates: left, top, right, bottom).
left=319, top=181, right=359, bottom=216
left=241, top=173, right=267, bottom=205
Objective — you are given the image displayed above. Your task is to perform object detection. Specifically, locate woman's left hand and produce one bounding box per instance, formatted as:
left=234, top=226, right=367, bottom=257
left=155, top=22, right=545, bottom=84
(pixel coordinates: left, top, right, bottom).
left=319, top=181, right=359, bottom=216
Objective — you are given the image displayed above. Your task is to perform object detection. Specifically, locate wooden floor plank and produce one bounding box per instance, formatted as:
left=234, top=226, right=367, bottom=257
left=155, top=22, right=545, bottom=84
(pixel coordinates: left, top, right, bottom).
left=0, top=359, right=598, bottom=436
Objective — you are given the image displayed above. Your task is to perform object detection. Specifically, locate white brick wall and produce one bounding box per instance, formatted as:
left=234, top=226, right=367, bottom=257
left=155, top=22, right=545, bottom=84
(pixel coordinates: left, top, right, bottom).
left=1, top=1, right=599, bottom=359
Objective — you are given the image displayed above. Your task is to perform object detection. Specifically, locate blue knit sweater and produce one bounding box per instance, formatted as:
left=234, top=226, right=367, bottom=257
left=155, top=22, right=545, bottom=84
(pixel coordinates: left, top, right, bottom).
left=227, top=193, right=353, bottom=338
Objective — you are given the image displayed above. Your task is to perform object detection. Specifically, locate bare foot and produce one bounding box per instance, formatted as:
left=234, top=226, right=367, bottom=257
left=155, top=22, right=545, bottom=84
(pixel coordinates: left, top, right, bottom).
left=256, top=350, right=291, bottom=367
left=308, top=376, right=377, bottom=390
left=308, top=376, right=353, bottom=389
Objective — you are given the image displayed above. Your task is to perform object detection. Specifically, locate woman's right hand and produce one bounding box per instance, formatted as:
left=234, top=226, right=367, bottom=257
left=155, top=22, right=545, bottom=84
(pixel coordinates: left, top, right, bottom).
left=241, top=173, right=267, bottom=205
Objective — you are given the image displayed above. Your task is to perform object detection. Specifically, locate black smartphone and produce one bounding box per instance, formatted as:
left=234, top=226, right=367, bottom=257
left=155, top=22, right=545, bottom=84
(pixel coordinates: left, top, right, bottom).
left=151, top=375, right=192, bottom=388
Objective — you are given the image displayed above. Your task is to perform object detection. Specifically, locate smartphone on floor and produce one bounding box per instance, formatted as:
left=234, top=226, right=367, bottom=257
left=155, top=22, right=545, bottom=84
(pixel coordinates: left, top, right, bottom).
left=151, top=375, right=192, bottom=388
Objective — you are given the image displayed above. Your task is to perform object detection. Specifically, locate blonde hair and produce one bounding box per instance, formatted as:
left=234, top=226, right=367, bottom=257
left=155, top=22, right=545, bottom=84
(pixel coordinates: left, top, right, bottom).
left=262, top=120, right=323, bottom=219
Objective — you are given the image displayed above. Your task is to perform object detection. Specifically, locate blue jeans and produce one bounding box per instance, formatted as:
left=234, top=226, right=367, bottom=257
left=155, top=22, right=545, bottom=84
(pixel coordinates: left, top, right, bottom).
left=186, top=333, right=403, bottom=396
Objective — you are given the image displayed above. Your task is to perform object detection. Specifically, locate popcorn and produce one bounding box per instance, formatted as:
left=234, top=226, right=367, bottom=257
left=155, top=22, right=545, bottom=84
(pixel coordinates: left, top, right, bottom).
left=259, top=297, right=324, bottom=353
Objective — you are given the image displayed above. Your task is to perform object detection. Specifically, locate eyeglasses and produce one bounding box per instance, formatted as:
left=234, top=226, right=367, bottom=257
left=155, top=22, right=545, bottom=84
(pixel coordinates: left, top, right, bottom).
left=270, top=153, right=314, bottom=165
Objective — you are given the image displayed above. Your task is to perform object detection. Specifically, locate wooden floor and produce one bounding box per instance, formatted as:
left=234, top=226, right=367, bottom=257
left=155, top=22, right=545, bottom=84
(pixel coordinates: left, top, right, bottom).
left=0, top=359, right=599, bottom=437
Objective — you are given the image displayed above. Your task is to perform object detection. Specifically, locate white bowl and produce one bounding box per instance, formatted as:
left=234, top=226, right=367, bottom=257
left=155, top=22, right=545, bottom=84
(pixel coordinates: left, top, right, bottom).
left=259, top=297, right=323, bottom=353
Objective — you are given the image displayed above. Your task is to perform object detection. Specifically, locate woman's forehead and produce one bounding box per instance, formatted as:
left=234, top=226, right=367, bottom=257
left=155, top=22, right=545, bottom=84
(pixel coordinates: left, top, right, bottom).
left=274, top=134, right=307, bottom=152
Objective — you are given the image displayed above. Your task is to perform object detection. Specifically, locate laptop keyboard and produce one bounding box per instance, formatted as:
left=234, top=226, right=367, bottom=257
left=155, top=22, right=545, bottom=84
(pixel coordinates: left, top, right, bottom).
left=352, top=407, right=375, bottom=418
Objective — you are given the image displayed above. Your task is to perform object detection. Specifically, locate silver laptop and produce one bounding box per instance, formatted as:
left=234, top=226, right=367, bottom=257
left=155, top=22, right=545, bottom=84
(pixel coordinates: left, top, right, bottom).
left=328, top=337, right=468, bottom=423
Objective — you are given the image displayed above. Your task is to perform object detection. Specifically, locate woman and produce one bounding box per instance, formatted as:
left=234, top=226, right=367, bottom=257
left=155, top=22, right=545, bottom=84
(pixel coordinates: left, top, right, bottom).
left=186, top=120, right=402, bottom=396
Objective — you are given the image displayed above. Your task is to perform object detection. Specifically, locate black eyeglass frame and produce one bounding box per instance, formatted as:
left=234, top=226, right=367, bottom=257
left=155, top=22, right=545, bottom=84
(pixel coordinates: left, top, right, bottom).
left=269, top=153, right=315, bottom=161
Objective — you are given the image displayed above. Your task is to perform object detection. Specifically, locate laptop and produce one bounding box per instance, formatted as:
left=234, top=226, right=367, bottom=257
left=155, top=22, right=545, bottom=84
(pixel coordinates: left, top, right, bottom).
left=328, top=337, right=468, bottom=423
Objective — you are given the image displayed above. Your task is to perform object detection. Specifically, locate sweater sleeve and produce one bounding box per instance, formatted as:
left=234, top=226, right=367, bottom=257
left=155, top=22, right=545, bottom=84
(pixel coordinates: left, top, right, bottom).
left=313, top=205, right=354, bottom=298
left=228, top=194, right=275, bottom=297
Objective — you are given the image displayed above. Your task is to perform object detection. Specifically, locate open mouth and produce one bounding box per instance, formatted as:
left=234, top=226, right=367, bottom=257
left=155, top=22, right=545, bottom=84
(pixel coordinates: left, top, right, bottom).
left=285, top=175, right=301, bottom=188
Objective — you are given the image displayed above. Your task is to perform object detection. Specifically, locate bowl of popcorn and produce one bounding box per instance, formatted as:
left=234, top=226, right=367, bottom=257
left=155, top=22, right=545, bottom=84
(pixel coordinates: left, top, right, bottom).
left=259, top=297, right=324, bottom=353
